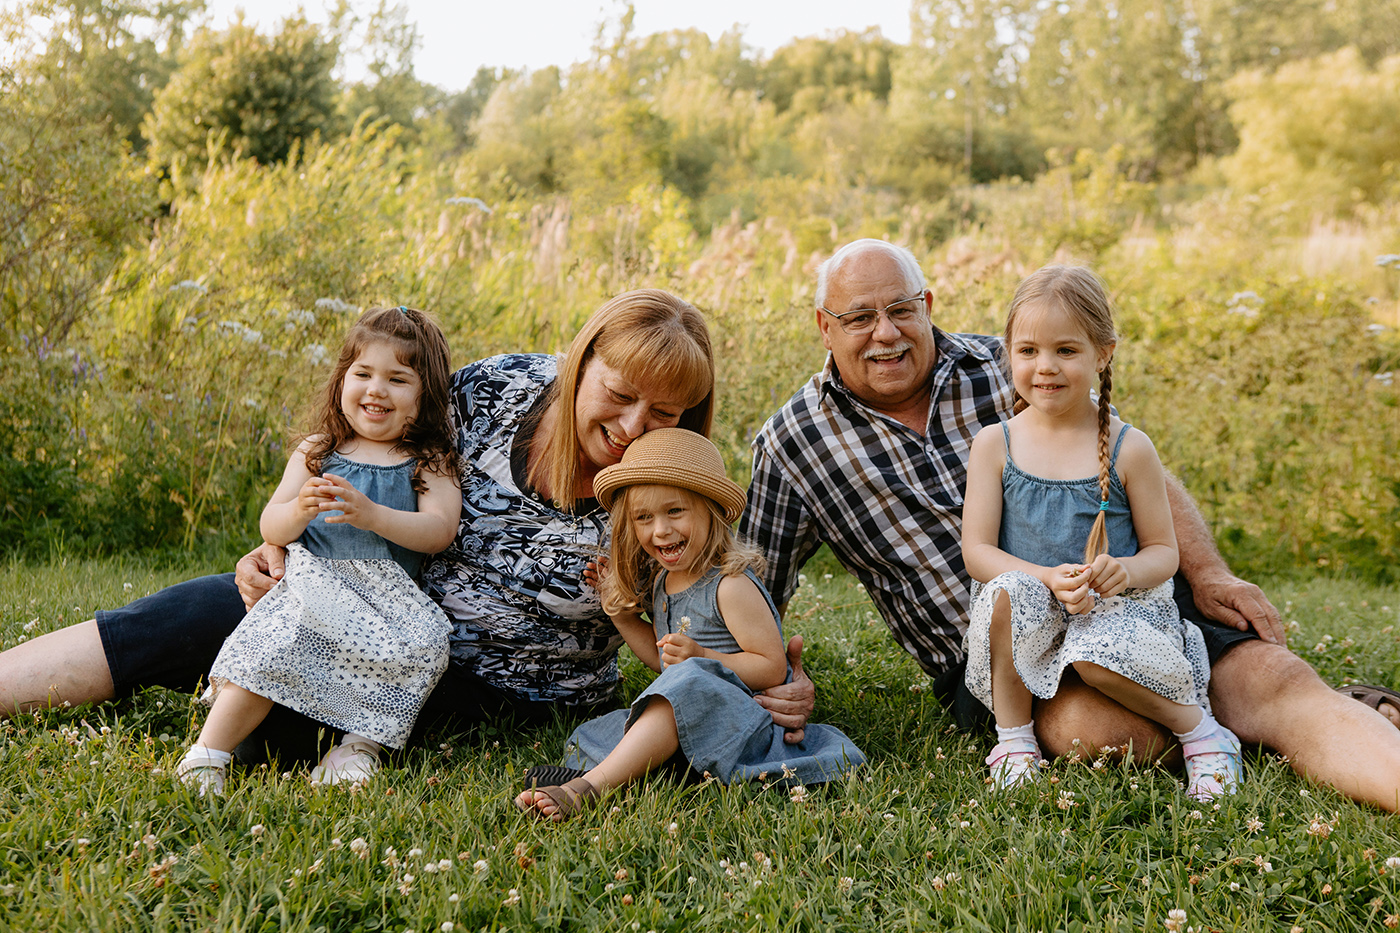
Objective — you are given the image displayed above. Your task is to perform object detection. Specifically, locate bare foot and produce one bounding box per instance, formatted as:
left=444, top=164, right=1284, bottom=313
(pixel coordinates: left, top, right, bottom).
left=513, top=777, right=598, bottom=821
left=1379, top=701, right=1400, bottom=729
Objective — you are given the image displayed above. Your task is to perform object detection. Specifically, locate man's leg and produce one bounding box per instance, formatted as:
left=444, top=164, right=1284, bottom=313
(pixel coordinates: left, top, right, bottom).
left=1033, top=667, right=1178, bottom=766
left=0, top=620, right=115, bottom=716
left=1209, top=640, right=1400, bottom=812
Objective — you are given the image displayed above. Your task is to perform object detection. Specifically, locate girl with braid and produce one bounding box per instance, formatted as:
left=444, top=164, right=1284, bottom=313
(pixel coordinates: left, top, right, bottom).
left=959, top=265, right=1241, bottom=799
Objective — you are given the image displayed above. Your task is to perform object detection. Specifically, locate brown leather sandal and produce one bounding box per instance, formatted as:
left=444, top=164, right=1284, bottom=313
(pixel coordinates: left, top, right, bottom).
left=1336, top=683, right=1400, bottom=719
left=526, top=776, right=600, bottom=820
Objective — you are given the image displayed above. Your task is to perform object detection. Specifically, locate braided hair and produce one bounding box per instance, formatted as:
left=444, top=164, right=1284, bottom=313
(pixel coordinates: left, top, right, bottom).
left=1002, top=265, right=1118, bottom=563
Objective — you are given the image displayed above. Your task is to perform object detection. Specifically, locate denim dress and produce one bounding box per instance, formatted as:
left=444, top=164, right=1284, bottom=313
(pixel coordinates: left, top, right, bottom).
left=565, top=567, right=866, bottom=785
left=963, top=424, right=1211, bottom=714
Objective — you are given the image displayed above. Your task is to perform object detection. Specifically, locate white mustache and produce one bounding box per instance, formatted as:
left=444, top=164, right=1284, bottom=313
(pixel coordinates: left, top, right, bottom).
left=862, top=340, right=913, bottom=360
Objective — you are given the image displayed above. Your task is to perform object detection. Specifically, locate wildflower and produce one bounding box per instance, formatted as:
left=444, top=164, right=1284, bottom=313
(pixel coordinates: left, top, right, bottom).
left=473, top=859, right=488, bottom=874
left=959, top=820, right=971, bottom=828
left=1387, top=857, right=1400, bottom=870
left=837, top=876, right=853, bottom=893
left=1306, top=816, right=1334, bottom=838
left=621, top=894, right=634, bottom=905
left=1384, top=915, right=1398, bottom=928
left=615, top=868, right=629, bottom=881
left=931, top=875, right=945, bottom=890
left=503, top=889, right=521, bottom=907
left=445, top=196, right=493, bottom=213
left=1376, top=254, right=1400, bottom=268
left=668, top=822, right=679, bottom=835
left=1164, top=908, right=1188, bottom=931
left=1245, top=817, right=1263, bottom=832
left=1375, top=372, right=1395, bottom=387
left=408, top=848, right=424, bottom=858
left=315, top=297, right=358, bottom=314
left=248, top=825, right=264, bottom=838
left=439, top=859, right=452, bottom=871
left=330, top=838, right=342, bottom=849
left=350, top=838, right=369, bottom=859
left=441, top=921, right=455, bottom=931
left=789, top=785, right=809, bottom=804
left=1321, top=883, right=1333, bottom=895
left=1229, top=882, right=1240, bottom=891
left=423, top=862, right=438, bottom=874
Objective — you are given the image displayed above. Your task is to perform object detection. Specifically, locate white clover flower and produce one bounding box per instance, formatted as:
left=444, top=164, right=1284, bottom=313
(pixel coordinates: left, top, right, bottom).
left=438, top=859, right=452, bottom=871
left=1387, top=857, right=1400, bottom=869
left=170, top=280, right=207, bottom=294
left=350, top=838, right=369, bottom=858
left=248, top=825, right=265, bottom=837
left=473, top=859, right=488, bottom=873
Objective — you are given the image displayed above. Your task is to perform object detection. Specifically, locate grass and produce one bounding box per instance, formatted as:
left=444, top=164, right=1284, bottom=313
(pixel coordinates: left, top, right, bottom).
left=2, top=556, right=1400, bottom=931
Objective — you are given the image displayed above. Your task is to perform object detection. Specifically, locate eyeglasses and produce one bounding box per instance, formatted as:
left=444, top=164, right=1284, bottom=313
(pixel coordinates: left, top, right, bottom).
left=820, top=296, right=927, bottom=335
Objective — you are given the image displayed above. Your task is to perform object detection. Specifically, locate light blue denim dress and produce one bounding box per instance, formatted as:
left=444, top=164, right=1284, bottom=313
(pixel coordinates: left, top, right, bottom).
left=963, top=424, right=1211, bottom=713
left=565, top=567, right=865, bottom=785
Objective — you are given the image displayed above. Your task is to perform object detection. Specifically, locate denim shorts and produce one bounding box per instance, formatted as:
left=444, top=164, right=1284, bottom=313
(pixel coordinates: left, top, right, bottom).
left=937, top=572, right=1259, bottom=731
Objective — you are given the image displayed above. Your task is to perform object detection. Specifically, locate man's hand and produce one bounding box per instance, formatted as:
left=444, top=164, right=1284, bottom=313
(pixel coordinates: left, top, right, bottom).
left=1192, top=571, right=1286, bottom=646
left=755, top=635, right=814, bottom=744
left=235, top=542, right=288, bottom=610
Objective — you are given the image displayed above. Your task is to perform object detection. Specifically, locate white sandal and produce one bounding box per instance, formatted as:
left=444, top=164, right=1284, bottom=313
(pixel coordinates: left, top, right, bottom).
left=310, top=739, right=381, bottom=785
left=986, top=736, right=1043, bottom=789
left=176, top=749, right=229, bottom=798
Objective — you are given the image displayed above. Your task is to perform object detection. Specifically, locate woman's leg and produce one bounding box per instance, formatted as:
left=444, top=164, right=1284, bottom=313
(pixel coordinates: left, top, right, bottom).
left=0, top=620, right=114, bottom=716
left=516, top=697, right=681, bottom=818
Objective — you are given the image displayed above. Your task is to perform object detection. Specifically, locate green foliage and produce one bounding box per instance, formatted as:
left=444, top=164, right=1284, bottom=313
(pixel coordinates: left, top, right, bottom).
left=142, top=15, right=341, bottom=195
left=3, top=561, right=1400, bottom=931
left=1222, top=49, right=1400, bottom=215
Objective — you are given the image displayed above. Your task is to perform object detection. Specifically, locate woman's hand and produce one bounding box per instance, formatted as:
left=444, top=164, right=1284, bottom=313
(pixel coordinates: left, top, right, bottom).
left=657, top=633, right=703, bottom=667
left=583, top=557, right=610, bottom=591
left=235, top=543, right=288, bottom=610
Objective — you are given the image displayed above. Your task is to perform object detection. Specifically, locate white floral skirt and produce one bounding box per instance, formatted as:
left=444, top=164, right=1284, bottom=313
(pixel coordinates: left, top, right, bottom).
left=205, top=544, right=451, bottom=749
left=963, top=571, right=1211, bottom=715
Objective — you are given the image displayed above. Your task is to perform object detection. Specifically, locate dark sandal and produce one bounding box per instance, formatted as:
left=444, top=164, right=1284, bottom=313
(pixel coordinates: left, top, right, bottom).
left=1336, top=684, right=1400, bottom=716
left=522, top=764, right=587, bottom=789
left=527, top=777, right=599, bottom=820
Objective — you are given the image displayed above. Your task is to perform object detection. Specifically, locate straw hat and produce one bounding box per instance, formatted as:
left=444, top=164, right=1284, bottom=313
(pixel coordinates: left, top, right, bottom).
left=593, top=428, right=747, bottom=523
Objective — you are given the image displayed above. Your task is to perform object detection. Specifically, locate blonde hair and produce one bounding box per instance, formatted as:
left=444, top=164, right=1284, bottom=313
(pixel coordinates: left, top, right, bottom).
left=530, top=289, right=714, bottom=511
left=599, top=485, right=765, bottom=617
left=1004, top=264, right=1118, bottom=563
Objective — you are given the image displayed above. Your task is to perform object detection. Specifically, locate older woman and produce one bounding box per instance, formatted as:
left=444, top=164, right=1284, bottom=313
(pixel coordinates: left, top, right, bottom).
left=0, top=289, right=812, bottom=766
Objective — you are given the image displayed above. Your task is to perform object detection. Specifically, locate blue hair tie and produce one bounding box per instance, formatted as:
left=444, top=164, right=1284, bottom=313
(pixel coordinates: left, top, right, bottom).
left=398, top=305, right=410, bottom=316
left=1099, top=500, right=1109, bottom=511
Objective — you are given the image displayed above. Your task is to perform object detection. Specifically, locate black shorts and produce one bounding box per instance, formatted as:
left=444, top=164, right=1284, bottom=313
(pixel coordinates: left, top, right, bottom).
left=937, top=572, right=1260, bottom=731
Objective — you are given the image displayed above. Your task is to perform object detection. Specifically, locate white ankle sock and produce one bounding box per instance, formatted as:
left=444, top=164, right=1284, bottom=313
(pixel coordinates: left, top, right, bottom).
left=182, top=745, right=232, bottom=766
left=995, top=721, right=1036, bottom=743
left=1173, top=710, right=1216, bottom=744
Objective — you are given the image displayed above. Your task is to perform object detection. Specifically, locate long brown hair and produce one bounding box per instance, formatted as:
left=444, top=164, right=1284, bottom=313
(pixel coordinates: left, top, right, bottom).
left=531, top=289, right=714, bottom=512
left=303, top=306, right=460, bottom=492
left=599, top=485, right=764, bottom=617
left=1003, top=265, right=1117, bottom=563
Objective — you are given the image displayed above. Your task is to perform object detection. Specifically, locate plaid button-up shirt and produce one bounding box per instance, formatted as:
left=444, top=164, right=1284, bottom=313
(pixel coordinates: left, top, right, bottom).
left=739, top=329, right=1014, bottom=676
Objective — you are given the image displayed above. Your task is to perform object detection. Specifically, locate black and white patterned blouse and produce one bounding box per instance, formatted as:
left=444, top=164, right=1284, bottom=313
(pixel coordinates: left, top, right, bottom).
left=739, top=330, right=1013, bottom=677
left=421, top=354, right=620, bottom=706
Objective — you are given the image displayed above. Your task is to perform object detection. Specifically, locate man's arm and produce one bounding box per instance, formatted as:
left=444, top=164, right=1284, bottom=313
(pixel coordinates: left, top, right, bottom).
left=1166, top=472, right=1285, bottom=645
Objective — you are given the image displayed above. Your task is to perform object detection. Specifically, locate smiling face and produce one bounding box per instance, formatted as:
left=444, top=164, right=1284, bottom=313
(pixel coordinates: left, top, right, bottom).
left=1007, top=302, right=1114, bottom=419
left=338, top=340, right=422, bottom=450
left=573, top=357, right=690, bottom=475
left=817, top=248, right=937, bottom=420
left=627, top=484, right=712, bottom=585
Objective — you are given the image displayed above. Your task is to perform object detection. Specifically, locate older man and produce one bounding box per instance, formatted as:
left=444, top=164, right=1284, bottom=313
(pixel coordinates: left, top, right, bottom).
left=746, top=238, right=1400, bottom=810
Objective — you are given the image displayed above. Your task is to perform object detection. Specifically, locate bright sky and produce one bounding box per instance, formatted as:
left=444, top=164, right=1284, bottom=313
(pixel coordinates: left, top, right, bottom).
left=202, top=0, right=914, bottom=91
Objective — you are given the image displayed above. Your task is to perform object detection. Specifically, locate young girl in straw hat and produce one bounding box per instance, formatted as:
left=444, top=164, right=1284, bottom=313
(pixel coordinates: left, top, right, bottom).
left=516, top=428, right=865, bottom=820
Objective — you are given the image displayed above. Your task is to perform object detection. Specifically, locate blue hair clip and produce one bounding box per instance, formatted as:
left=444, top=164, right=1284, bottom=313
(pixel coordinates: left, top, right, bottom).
left=1099, top=500, right=1110, bottom=511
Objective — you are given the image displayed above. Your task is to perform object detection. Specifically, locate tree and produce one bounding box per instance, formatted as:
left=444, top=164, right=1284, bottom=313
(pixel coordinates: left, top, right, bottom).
left=0, top=0, right=203, bottom=150
left=142, top=15, right=340, bottom=193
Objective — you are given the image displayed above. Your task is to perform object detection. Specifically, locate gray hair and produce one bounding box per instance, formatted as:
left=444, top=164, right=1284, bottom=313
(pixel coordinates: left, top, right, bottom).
left=815, top=239, right=926, bottom=308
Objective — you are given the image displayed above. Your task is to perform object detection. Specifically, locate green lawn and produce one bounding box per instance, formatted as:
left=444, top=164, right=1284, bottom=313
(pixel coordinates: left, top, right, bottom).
left=2, top=556, right=1399, bottom=931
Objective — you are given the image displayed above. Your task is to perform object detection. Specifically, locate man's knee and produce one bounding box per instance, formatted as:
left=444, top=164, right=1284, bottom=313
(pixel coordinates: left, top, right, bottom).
left=1035, top=673, right=1174, bottom=764
left=1209, top=641, right=1324, bottom=711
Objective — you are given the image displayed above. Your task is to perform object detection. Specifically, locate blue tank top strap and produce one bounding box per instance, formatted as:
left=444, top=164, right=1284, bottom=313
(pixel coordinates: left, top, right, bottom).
left=1001, top=421, right=1013, bottom=464
left=1109, top=423, right=1133, bottom=465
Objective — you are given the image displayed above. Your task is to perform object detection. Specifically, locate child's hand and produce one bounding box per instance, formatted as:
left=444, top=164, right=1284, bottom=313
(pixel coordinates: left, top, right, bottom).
left=296, top=476, right=336, bottom=519
left=1047, top=564, right=1094, bottom=615
left=657, top=633, right=703, bottom=668
left=317, top=473, right=378, bottom=529
left=583, top=556, right=610, bottom=591
left=1082, top=554, right=1128, bottom=599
